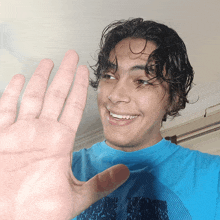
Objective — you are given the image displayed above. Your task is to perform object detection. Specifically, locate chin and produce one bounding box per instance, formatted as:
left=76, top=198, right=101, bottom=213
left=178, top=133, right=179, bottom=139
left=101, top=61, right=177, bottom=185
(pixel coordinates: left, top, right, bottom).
left=105, top=134, right=139, bottom=149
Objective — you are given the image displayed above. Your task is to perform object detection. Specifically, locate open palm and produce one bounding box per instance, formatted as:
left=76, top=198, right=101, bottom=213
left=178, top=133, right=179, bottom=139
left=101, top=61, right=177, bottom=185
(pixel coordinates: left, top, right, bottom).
left=0, top=50, right=129, bottom=220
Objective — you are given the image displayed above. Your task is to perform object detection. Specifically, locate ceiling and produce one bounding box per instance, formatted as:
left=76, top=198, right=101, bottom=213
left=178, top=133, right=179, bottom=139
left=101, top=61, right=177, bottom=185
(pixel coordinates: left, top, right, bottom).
left=0, top=0, right=220, bottom=139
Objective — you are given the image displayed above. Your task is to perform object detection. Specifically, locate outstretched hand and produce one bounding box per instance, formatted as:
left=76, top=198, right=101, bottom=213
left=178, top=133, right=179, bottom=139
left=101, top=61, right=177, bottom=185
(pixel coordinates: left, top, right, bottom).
left=0, top=50, right=130, bottom=220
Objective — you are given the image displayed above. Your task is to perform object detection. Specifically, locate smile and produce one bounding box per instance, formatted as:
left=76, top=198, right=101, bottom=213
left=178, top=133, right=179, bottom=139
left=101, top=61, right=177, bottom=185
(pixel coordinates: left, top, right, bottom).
left=107, top=111, right=139, bottom=126
left=110, top=112, right=138, bottom=120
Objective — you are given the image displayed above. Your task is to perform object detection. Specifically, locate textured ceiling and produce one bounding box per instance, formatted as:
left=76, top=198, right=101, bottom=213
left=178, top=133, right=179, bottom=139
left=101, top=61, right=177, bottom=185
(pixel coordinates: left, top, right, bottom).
left=0, top=0, right=220, bottom=138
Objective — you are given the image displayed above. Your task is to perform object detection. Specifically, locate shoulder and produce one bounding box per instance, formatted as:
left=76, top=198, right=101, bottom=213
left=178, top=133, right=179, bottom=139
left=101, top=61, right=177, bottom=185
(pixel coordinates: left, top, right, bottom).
left=157, top=142, right=220, bottom=193
left=170, top=142, right=220, bottom=170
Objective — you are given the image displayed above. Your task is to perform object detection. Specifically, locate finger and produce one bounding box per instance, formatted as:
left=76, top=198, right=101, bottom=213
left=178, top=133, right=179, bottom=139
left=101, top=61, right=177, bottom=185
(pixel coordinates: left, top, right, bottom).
left=88, top=164, right=130, bottom=198
left=0, top=74, right=25, bottom=129
left=17, top=59, right=54, bottom=120
left=59, top=65, right=89, bottom=132
left=39, top=50, right=79, bottom=120
left=73, top=164, right=130, bottom=217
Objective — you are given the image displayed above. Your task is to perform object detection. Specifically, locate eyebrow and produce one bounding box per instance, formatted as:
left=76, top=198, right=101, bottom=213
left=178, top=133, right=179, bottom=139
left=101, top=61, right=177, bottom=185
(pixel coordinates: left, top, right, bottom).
left=107, top=61, right=146, bottom=72
left=130, top=65, right=146, bottom=71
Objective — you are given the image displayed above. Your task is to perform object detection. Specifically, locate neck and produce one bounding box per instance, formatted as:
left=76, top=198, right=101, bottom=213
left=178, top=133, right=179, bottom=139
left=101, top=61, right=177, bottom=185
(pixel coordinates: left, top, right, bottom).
left=106, top=133, right=163, bottom=152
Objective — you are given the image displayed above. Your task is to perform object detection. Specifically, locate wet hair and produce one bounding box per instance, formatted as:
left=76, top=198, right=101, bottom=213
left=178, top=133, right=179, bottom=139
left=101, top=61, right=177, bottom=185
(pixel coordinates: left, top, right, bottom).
left=90, top=18, right=194, bottom=121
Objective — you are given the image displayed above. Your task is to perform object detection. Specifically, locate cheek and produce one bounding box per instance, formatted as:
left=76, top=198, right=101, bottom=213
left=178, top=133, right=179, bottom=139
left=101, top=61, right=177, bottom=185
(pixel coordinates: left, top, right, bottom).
left=97, top=91, right=103, bottom=111
left=97, top=83, right=109, bottom=110
left=137, top=91, right=168, bottom=117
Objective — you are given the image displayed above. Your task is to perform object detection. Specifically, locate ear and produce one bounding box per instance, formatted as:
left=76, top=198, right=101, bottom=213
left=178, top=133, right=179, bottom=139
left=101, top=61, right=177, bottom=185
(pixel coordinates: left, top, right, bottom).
left=165, top=92, right=180, bottom=117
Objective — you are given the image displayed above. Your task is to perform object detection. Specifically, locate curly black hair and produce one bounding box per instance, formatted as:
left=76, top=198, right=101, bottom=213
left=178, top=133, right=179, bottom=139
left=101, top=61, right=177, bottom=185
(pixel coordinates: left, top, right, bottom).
left=90, top=18, right=194, bottom=121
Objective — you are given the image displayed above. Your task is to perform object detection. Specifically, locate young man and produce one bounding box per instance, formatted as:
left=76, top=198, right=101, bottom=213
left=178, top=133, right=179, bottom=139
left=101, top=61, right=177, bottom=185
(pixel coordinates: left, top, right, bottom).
left=71, top=18, right=220, bottom=219
left=0, top=18, right=219, bottom=220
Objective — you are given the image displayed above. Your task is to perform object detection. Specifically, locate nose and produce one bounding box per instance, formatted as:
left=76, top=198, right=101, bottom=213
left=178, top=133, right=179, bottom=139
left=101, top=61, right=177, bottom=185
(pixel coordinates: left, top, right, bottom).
left=108, top=80, right=131, bottom=104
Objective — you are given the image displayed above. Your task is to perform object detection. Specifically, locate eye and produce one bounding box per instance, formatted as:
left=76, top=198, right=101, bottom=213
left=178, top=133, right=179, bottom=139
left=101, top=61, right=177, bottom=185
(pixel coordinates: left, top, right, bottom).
left=136, top=79, right=149, bottom=85
left=102, top=73, right=116, bottom=80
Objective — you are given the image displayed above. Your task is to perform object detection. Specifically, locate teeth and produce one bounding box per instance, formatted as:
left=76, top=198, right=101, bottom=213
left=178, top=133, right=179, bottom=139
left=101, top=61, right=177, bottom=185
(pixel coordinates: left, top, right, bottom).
left=110, top=112, right=138, bottom=119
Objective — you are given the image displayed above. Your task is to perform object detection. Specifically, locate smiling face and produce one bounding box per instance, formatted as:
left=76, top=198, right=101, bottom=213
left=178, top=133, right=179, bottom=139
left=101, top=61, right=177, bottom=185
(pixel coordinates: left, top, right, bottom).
left=97, top=38, right=170, bottom=152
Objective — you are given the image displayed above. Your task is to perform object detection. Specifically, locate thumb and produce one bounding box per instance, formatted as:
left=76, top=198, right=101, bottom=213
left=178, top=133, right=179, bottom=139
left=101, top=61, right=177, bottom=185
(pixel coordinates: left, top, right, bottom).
left=74, top=164, right=130, bottom=216
left=87, top=164, right=130, bottom=198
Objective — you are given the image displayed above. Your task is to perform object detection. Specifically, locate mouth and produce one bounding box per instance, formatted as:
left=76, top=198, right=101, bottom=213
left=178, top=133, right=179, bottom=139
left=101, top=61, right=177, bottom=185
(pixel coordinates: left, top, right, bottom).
left=107, top=110, right=139, bottom=126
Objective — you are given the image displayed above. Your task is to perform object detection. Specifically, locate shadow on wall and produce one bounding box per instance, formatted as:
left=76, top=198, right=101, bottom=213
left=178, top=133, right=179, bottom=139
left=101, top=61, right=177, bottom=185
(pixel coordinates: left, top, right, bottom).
left=165, top=135, right=177, bottom=144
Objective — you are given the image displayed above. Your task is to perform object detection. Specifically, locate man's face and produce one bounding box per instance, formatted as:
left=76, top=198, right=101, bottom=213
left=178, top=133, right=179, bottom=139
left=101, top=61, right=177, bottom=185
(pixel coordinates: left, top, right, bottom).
left=97, top=38, right=170, bottom=152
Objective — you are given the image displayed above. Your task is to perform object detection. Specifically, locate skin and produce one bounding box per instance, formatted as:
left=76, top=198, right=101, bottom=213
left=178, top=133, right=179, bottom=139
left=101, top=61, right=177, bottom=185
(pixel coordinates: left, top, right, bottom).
left=0, top=50, right=130, bottom=220
left=98, top=38, right=170, bottom=152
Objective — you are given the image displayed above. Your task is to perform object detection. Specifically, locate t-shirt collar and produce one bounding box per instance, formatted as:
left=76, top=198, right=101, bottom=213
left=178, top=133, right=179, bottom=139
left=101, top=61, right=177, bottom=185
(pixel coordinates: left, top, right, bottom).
left=92, top=138, right=179, bottom=171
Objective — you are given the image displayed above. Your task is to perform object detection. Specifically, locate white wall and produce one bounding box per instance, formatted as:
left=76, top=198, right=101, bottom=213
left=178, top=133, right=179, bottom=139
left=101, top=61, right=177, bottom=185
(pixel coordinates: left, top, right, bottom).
left=181, top=129, right=220, bottom=156
left=161, top=109, right=220, bottom=156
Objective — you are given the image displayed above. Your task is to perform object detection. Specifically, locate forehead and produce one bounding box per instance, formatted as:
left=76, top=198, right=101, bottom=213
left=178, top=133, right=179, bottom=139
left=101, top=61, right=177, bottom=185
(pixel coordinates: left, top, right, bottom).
left=109, top=38, right=156, bottom=63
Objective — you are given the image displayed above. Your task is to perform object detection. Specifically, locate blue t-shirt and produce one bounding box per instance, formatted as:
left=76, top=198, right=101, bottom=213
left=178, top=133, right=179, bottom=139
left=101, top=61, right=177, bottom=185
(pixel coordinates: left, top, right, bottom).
left=71, top=138, right=220, bottom=219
